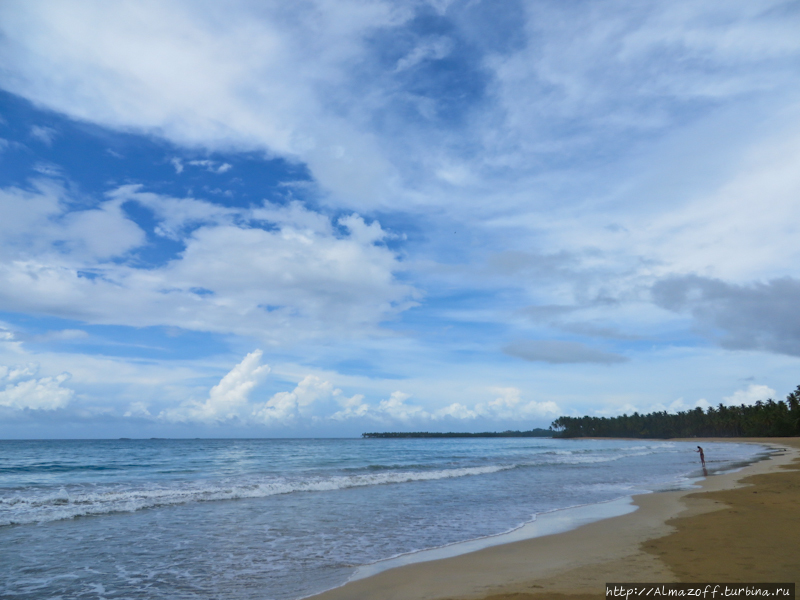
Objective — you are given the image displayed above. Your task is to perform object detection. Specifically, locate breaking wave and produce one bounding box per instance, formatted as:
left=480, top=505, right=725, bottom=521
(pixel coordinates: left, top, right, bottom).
left=1, top=465, right=510, bottom=526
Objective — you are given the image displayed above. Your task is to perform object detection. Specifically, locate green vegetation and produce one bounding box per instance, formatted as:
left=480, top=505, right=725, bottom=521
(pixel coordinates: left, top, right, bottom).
left=361, top=429, right=553, bottom=438
left=550, top=386, right=800, bottom=438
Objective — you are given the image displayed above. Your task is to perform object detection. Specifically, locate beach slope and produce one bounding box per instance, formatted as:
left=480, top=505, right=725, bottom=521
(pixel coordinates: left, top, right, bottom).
left=309, top=438, right=800, bottom=600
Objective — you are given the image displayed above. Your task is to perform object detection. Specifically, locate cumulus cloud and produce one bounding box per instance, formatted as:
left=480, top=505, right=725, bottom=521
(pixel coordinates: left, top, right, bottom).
left=111, top=184, right=237, bottom=239
left=0, top=183, right=417, bottom=343
left=594, top=397, right=712, bottom=417
left=0, top=180, right=145, bottom=262
left=6, top=364, right=38, bottom=380
left=474, top=387, right=560, bottom=420
left=161, top=350, right=270, bottom=423
left=376, top=391, right=427, bottom=421
left=329, top=393, right=369, bottom=421
left=158, top=351, right=559, bottom=427
left=348, top=387, right=559, bottom=425
left=252, top=376, right=336, bottom=424
left=0, top=363, right=74, bottom=410
left=124, top=401, right=151, bottom=418
left=331, top=386, right=560, bottom=425
left=662, top=398, right=712, bottom=414
left=503, top=340, right=628, bottom=364
left=597, top=384, right=776, bottom=417
left=723, top=384, right=776, bottom=406
left=161, top=352, right=372, bottom=426
left=433, top=402, right=476, bottom=420
left=652, top=275, right=800, bottom=356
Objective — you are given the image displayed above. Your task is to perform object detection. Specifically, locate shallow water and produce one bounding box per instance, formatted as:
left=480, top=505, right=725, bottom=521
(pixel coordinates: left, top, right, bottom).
left=0, top=437, right=767, bottom=600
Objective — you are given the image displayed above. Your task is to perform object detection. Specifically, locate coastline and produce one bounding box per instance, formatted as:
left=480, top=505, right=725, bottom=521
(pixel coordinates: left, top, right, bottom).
left=308, top=438, right=800, bottom=600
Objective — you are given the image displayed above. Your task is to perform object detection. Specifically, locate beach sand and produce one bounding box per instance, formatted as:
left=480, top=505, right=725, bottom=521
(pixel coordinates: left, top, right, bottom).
left=309, top=438, right=800, bottom=600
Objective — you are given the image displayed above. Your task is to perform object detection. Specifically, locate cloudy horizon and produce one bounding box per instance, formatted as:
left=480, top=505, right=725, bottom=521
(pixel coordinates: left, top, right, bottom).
left=1, top=0, right=799, bottom=438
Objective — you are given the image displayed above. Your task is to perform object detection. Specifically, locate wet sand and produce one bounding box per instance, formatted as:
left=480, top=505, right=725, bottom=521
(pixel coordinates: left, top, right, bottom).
left=308, top=438, right=800, bottom=600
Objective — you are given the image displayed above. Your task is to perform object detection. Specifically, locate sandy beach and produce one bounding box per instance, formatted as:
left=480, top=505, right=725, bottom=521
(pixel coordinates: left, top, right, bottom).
left=309, top=438, right=800, bottom=600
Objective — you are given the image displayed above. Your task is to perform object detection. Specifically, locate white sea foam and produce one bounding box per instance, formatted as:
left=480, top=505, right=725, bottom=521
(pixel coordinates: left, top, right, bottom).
left=539, top=447, right=660, bottom=464
left=0, top=464, right=511, bottom=526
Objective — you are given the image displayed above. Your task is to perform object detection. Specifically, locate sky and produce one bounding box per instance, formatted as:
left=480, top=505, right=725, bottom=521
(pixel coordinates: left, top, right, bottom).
left=1, top=0, right=800, bottom=438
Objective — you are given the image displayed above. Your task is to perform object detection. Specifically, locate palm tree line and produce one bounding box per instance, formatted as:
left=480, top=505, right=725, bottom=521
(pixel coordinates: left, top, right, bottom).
left=550, top=386, right=800, bottom=438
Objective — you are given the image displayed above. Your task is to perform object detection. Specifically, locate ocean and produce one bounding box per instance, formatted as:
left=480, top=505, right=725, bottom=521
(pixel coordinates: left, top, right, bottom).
left=0, top=437, right=768, bottom=600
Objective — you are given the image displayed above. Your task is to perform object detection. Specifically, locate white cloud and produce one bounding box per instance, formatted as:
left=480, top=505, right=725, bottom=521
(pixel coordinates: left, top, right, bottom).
left=161, top=350, right=270, bottom=423
left=433, top=402, right=477, bottom=420
left=0, top=184, right=417, bottom=343
left=376, top=391, right=428, bottom=421
left=30, top=124, right=57, bottom=144
left=491, top=1, right=799, bottom=142
left=595, top=394, right=718, bottom=417
left=329, top=393, right=369, bottom=420
left=0, top=0, right=408, bottom=206
left=593, top=403, right=645, bottom=417
left=110, top=184, right=237, bottom=239
left=161, top=354, right=370, bottom=426
left=595, top=385, right=775, bottom=417
left=723, top=384, right=776, bottom=406
left=124, top=401, right=151, bottom=418
left=662, top=397, right=712, bottom=413
left=7, top=364, right=38, bottom=380
left=328, top=386, right=560, bottom=425
left=157, top=353, right=561, bottom=428
left=475, top=387, right=560, bottom=420
left=1, top=0, right=798, bottom=219
left=253, top=375, right=339, bottom=424
left=0, top=364, right=73, bottom=410
left=325, top=386, right=560, bottom=425
left=0, top=180, right=145, bottom=262
left=620, top=121, right=800, bottom=282
left=2, top=1, right=798, bottom=301
left=187, top=159, right=232, bottom=174
left=394, top=36, right=452, bottom=72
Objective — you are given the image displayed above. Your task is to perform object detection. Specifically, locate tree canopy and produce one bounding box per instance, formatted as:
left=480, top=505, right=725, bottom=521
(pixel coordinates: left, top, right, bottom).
left=550, top=386, right=800, bottom=438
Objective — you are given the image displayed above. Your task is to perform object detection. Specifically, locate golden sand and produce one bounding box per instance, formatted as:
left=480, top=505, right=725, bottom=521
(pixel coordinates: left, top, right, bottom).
left=642, top=440, right=800, bottom=582
left=309, top=438, right=800, bottom=600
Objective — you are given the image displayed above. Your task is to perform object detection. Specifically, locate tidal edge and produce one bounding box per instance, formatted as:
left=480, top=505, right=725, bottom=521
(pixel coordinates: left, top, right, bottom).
left=306, top=438, right=800, bottom=600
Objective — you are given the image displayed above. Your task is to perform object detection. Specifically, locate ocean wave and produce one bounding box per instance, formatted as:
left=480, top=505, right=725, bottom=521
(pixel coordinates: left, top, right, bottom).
left=0, top=464, right=511, bottom=526
left=535, top=448, right=660, bottom=464
left=0, top=463, right=132, bottom=474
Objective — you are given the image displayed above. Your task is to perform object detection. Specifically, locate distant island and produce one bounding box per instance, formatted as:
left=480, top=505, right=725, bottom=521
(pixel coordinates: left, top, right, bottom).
left=362, top=428, right=553, bottom=438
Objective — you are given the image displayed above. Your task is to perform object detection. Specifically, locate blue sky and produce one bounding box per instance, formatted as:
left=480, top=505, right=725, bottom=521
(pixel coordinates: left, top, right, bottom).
left=1, top=0, right=800, bottom=438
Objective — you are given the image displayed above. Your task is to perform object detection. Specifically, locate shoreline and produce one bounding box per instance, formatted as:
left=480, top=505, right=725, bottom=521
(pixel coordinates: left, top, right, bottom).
left=308, top=438, right=799, bottom=600
left=348, top=496, right=640, bottom=583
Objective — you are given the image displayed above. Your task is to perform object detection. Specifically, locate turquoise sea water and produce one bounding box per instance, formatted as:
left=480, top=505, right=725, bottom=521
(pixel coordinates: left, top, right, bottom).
left=0, top=438, right=768, bottom=599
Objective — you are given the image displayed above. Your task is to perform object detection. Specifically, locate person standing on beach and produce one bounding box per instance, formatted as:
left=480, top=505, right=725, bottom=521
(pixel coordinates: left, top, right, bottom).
left=696, top=446, right=705, bottom=467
